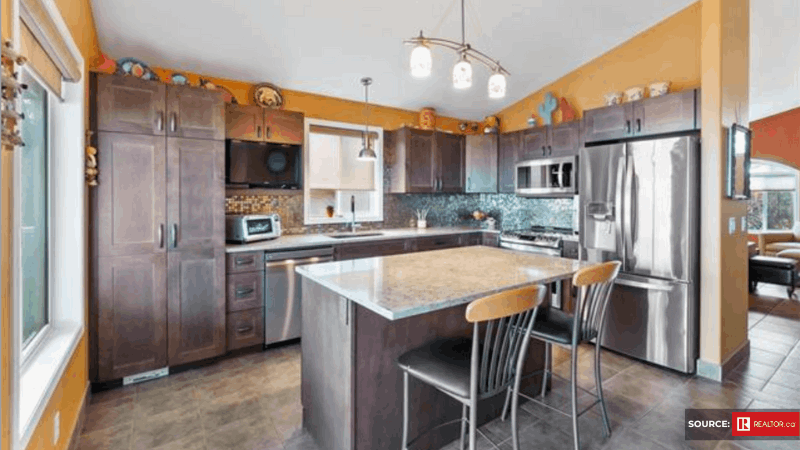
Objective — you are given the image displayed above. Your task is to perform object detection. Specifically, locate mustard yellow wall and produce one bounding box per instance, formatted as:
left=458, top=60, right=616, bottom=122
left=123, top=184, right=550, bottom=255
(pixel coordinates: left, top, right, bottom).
left=495, top=2, right=702, bottom=132
left=142, top=67, right=468, bottom=134
left=2, top=0, right=11, bottom=42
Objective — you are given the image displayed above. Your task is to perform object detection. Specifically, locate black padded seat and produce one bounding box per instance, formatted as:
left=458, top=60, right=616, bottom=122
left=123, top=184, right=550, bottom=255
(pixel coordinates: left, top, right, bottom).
left=749, top=255, right=799, bottom=297
left=397, top=338, right=473, bottom=401
left=530, top=308, right=577, bottom=345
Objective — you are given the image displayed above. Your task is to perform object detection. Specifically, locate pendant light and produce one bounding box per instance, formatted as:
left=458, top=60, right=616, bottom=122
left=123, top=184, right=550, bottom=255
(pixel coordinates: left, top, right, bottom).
left=488, top=67, right=506, bottom=98
left=409, top=33, right=432, bottom=78
left=452, top=53, right=472, bottom=89
left=358, top=77, right=377, bottom=161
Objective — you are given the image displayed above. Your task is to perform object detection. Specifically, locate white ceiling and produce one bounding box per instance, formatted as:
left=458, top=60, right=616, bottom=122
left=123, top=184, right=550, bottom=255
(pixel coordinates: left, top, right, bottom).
left=90, top=0, right=695, bottom=120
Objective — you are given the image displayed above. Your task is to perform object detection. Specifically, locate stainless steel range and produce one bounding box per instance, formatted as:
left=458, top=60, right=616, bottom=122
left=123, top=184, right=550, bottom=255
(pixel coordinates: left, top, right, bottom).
left=499, top=226, right=579, bottom=257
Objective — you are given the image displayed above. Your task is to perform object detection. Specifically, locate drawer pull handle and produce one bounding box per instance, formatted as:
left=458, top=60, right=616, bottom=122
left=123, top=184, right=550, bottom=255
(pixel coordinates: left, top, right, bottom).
left=235, top=287, right=255, bottom=297
left=235, top=257, right=255, bottom=266
left=237, top=326, right=253, bottom=333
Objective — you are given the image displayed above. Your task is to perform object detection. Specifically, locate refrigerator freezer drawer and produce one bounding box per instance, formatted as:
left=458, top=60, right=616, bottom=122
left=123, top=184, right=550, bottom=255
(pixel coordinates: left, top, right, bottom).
left=601, top=275, right=697, bottom=373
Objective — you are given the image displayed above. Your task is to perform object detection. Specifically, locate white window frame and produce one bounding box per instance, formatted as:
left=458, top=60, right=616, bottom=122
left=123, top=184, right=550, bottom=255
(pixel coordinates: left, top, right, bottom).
left=303, top=118, right=384, bottom=225
left=750, top=189, right=797, bottom=232
left=9, top=0, right=86, bottom=448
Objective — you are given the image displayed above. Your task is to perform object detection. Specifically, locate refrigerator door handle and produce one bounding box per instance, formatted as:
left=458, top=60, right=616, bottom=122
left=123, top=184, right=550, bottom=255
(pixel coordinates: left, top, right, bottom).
left=615, top=277, right=673, bottom=292
left=614, top=150, right=625, bottom=261
left=624, top=154, right=635, bottom=266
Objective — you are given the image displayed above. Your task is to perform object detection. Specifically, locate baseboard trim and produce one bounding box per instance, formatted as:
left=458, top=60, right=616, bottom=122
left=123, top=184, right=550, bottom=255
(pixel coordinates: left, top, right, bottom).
left=66, top=382, right=90, bottom=450
left=696, top=339, right=751, bottom=382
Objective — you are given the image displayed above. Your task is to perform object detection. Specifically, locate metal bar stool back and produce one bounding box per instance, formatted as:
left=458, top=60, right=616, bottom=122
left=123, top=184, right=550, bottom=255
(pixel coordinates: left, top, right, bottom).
left=398, top=284, right=546, bottom=450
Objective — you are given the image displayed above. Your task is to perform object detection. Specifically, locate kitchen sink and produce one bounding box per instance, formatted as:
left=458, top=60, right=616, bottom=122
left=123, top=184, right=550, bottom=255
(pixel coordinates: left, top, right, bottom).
left=326, top=232, right=384, bottom=239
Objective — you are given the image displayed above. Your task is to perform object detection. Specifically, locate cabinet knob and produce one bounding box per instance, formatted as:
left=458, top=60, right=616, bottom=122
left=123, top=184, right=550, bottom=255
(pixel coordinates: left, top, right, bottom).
left=171, top=223, right=178, bottom=248
left=257, top=126, right=262, bottom=138
left=170, top=113, right=177, bottom=132
left=236, top=325, right=254, bottom=333
left=625, top=120, right=632, bottom=134
left=541, top=146, right=546, bottom=156
left=636, top=118, right=642, bottom=133
left=548, top=145, right=552, bottom=156
left=157, top=111, right=164, bottom=131
left=158, top=224, right=164, bottom=248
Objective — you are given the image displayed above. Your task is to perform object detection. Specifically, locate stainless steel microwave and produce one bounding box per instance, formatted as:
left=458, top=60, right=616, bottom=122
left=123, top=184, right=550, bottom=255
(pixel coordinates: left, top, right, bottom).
left=226, top=214, right=282, bottom=243
left=515, top=156, right=578, bottom=197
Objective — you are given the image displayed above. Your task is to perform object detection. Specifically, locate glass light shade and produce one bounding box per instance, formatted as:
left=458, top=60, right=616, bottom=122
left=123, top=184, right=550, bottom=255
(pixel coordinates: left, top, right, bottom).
left=410, top=44, right=432, bottom=78
left=452, top=56, right=472, bottom=89
left=488, top=72, right=506, bottom=98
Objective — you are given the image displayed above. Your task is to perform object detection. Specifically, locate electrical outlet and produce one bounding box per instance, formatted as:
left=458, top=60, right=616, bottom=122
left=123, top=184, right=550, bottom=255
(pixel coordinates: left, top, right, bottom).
left=729, top=217, right=736, bottom=235
left=741, top=216, right=747, bottom=232
left=53, top=411, right=60, bottom=444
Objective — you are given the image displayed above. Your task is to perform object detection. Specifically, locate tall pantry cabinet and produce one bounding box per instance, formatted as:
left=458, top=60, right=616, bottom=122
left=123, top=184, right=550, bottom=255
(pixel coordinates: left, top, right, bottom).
left=91, top=74, right=226, bottom=382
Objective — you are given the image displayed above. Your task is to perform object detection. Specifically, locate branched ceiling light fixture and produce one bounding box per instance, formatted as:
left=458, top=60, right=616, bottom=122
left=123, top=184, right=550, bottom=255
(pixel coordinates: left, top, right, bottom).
left=405, top=0, right=509, bottom=98
left=358, top=77, right=377, bottom=161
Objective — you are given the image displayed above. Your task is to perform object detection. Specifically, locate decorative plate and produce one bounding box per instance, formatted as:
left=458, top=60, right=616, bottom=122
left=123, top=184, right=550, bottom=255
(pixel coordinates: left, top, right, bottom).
left=115, top=57, right=160, bottom=81
left=170, top=73, right=189, bottom=85
left=199, top=78, right=238, bottom=104
left=253, top=83, right=284, bottom=109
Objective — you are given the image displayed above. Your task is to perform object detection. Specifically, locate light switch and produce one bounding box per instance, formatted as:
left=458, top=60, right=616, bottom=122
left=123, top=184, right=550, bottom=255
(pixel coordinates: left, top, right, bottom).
left=729, top=217, right=736, bottom=235
left=741, top=216, right=747, bottom=232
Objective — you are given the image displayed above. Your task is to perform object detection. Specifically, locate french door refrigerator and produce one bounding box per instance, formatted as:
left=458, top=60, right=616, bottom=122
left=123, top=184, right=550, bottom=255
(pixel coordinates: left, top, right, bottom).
left=579, top=134, right=700, bottom=373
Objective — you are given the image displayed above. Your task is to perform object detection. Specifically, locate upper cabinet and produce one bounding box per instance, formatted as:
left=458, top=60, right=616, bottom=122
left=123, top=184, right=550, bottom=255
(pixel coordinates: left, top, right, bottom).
left=96, top=74, right=224, bottom=140
left=498, top=131, right=521, bottom=193
left=584, top=89, right=699, bottom=143
left=386, top=127, right=465, bottom=194
left=225, top=104, right=304, bottom=145
left=465, top=134, right=498, bottom=193
left=518, top=121, right=581, bottom=161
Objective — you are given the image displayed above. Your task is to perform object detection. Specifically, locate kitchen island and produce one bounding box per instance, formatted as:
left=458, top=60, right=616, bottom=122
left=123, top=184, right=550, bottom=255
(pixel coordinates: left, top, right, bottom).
left=297, top=246, right=586, bottom=450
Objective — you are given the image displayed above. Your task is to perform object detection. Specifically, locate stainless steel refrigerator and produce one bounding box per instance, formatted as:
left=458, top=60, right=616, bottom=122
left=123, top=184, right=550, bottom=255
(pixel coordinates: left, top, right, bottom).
left=579, top=134, right=700, bottom=373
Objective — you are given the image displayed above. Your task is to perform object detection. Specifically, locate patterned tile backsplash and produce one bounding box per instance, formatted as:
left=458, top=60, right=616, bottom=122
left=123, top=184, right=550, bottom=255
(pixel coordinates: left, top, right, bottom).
left=226, top=191, right=576, bottom=235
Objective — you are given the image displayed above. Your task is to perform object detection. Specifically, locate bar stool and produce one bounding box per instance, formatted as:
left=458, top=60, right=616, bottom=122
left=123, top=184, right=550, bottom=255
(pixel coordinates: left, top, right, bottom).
left=397, top=284, right=546, bottom=450
left=501, top=260, right=621, bottom=450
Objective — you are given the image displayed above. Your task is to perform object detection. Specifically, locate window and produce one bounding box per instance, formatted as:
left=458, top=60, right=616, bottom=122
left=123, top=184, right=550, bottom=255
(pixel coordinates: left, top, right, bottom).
left=747, top=159, right=799, bottom=231
left=18, top=73, right=49, bottom=351
left=303, top=119, right=383, bottom=224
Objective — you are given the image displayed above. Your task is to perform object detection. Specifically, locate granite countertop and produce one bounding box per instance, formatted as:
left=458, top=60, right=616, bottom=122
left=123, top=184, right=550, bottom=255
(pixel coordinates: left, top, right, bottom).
left=296, top=246, right=587, bottom=321
left=225, top=227, right=498, bottom=253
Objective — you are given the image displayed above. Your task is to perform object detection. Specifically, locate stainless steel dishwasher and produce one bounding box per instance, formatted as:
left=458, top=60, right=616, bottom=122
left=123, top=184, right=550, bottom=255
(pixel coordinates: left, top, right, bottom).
left=264, top=246, right=334, bottom=345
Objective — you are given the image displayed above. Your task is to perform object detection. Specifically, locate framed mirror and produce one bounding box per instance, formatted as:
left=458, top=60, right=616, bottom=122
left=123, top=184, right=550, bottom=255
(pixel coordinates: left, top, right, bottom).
left=726, top=123, right=752, bottom=199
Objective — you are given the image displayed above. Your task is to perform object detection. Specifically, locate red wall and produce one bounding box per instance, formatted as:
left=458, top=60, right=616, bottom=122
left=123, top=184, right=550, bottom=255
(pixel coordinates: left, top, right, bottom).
left=751, top=106, right=800, bottom=170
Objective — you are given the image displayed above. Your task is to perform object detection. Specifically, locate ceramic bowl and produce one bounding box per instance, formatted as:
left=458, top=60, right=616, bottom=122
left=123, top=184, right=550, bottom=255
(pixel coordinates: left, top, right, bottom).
left=604, top=92, right=623, bottom=106
left=649, top=81, right=671, bottom=97
left=625, top=86, right=645, bottom=102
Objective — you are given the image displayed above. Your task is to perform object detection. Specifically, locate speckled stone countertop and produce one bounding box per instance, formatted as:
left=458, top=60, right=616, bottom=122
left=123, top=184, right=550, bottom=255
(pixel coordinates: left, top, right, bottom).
left=296, top=246, right=587, bottom=321
left=225, top=227, right=498, bottom=253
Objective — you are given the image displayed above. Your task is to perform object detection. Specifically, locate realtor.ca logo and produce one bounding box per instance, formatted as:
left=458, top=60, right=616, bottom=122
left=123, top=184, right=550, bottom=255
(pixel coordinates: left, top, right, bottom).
left=736, top=417, right=750, bottom=432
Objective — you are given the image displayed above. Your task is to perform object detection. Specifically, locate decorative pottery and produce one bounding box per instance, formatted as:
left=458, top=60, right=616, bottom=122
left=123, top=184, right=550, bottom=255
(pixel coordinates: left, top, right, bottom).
left=170, top=73, right=189, bottom=85
left=649, top=81, right=671, bottom=97
left=527, top=116, right=537, bottom=127
left=604, top=92, right=623, bottom=106
left=419, top=107, right=436, bottom=130
left=199, top=78, right=238, bottom=104
left=538, top=92, right=558, bottom=125
left=483, top=115, right=499, bottom=134
left=95, top=53, right=116, bottom=73
left=253, top=83, right=284, bottom=108
left=417, top=219, right=427, bottom=229
left=559, top=97, right=577, bottom=122
left=624, top=86, right=644, bottom=102
left=115, top=57, right=159, bottom=81
left=326, top=206, right=334, bottom=218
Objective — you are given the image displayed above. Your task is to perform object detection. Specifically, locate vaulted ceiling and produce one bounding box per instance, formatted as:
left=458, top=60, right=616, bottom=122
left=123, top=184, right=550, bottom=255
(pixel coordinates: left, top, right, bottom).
left=91, top=0, right=695, bottom=120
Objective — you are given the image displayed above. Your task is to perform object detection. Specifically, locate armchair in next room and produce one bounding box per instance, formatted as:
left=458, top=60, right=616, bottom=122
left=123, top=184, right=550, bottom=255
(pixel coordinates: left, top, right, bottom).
left=754, top=223, right=800, bottom=256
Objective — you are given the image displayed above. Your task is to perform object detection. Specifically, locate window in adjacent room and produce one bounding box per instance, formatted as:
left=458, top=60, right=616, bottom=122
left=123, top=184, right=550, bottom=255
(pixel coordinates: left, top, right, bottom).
left=747, top=159, right=799, bottom=231
left=303, top=119, right=383, bottom=225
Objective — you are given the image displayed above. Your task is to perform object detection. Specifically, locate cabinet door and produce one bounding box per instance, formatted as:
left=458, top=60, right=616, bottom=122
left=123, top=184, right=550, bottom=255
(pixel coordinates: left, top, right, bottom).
left=634, top=89, right=697, bottom=136
left=96, top=74, right=166, bottom=135
left=334, top=239, right=410, bottom=261
left=166, top=85, right=225, bottom=140
left=95, top=254, right=167, bottom=381
left=498, top=131, right=521, bottom=193
left=166, top=138, right=225, bottom=251
left=465, top=134, right=497, bottom=193
left=410, top=235, right=463, bottom=252
left=584, top=103, right=633, bottom=143
left=264, top=109, right=304, bottom=145
left=226, top=104, right=264, bottom=141
left=95, top=132, right=166, bottom=257
left=406, top=130, right=436, bottom=192
left=436, top=132, right=465, bottom=193
left=549, top=121, right=582, bottom=157
left=226, top=271, right=264, bottom=312
left=167, top=248, right=227, bottom=365
left=520, top=126, right=548, bottom=160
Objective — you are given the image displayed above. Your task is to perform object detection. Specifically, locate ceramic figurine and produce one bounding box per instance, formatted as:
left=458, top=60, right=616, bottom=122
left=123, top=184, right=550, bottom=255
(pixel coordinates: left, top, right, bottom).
left=115, top=57, right=159, bottom=81
left=527, top=116, right=537, bottom=127
left=95, top=53, right=116, bottom=74
left=170, top=73, right=189, bottom=85
left=200, top=78, right=238, bottom=104
left=559, top=97, right=576, bottom=122
left=538, top=92, right=558, bottom=125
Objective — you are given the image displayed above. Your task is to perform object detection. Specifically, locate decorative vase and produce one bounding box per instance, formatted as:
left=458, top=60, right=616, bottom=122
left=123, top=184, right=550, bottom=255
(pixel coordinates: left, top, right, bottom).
left=419, top=108, right=436, bottom=130
left=417, top=219, right=427, bottom=229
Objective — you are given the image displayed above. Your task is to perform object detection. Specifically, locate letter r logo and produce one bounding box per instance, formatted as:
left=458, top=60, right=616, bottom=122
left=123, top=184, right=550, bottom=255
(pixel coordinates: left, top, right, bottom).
left=737, top=417, right=750, bottom=432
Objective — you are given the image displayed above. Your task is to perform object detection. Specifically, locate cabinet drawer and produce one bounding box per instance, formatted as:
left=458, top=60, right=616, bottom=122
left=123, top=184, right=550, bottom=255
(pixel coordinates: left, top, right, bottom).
left=459, top=233, right=482, bottom=246
left=482, top=233, right=500, bottom=247
left=227, top=308, right=264, bottom=350
left=227, top=272, right=264, bottom=312
left=226, top=251, right=265, bottom=273
left=334, top=239, right=410, bottom=261
left=411, top=235, right=462, bottom=252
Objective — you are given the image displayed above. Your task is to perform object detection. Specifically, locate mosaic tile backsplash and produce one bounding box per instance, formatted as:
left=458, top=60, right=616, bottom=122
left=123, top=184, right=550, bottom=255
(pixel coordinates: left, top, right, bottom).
left=226, top=192, right=576, bottom=235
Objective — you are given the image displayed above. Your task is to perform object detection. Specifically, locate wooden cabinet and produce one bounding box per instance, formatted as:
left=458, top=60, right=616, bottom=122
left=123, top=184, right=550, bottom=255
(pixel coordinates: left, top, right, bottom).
left=96, top=74, right=166, bottom=136
left=465, top=134, right=497, bottom=193
left=167, top=248, right=227, bottom=366
left=520, top=126, right=548, bottom=160
left=226, top=271, right=264, bottom=312
left=225, top=103, right=304, bottom=144
left=482, top=232, right=500, bottom=247
left=520, top=122, right=581, bottom=160
left=226, top=251, right=265, bottom=274
left=95, top=254, right=168, bottom=381
left=459, top=232, right=483, bottom=246
left=225, top=251, right=265, bottom=350
left=584, top=89, right=699, bottom=143
left=334, top=239, right=411, bottom=261
left=410, top=234, right=463, bottom=252
left=227, top=308, right=265, bottom=350
left=92, top=74, right=227, bottom=381
left=498, top=130, right=521, bottom=193
left=386, top=127, right=465, bottom=193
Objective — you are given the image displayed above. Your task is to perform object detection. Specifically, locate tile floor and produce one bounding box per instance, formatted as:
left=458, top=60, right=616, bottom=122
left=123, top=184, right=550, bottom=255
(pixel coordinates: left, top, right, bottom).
left=77, top=284, right=800, bottom=450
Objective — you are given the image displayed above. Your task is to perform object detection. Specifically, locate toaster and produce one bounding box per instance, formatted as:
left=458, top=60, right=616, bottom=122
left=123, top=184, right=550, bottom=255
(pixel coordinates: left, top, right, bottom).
left=226, top=214, right=282, bottom=244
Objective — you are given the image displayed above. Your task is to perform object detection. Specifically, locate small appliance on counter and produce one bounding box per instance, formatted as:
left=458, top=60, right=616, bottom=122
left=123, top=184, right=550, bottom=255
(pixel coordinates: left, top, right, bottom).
left=226, top=214, right=282, bottom=243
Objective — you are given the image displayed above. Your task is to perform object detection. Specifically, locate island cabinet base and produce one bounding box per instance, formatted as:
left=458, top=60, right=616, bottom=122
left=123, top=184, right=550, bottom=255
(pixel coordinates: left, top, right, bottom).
left=301, top=279, right=547, bottom=450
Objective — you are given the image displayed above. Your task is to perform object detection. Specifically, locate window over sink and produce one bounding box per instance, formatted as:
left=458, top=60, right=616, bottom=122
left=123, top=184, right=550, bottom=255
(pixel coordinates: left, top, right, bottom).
left=303, top=119, right=384, bottom=225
